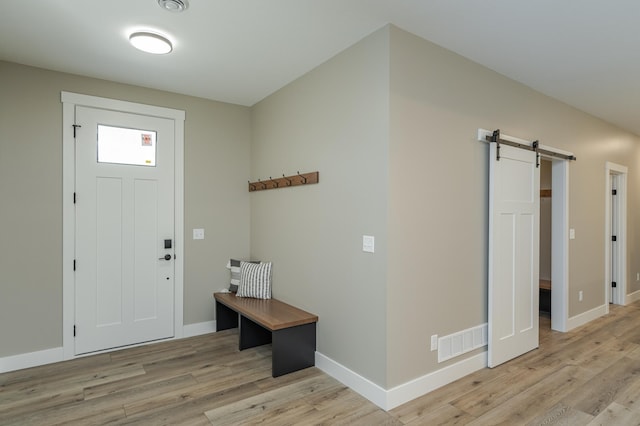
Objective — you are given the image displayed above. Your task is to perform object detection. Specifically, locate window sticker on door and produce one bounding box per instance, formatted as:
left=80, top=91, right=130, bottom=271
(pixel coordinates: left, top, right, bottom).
left=141, top=133, right=153, bottom=146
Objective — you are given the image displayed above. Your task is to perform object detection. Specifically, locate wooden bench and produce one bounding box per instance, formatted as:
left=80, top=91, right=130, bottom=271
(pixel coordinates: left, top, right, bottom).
left=213, top=292, right=318, bottom=377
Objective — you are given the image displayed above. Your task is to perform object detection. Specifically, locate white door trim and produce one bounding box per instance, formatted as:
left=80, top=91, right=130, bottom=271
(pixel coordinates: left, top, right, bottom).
left=61, top=92, right=185, bottom=360
left=605, top=162, right=627, bottom=307
left=549, top=158, right=570, bottom=332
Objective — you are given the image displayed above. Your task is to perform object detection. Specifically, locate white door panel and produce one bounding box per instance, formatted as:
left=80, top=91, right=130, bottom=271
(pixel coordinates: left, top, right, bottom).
left=489, top=143, right=539, bottom=367
left=134, top=179, right=161, bottom=321
left=75, top=106, right=175, bottom=354
left=95, top=177, right=124, bottom=327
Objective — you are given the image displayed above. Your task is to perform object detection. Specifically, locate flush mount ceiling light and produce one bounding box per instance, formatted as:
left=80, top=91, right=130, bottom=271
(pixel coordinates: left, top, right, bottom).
left=129, top=31, right=173, bottom=54
left=158, top=0, right=189, bottom=12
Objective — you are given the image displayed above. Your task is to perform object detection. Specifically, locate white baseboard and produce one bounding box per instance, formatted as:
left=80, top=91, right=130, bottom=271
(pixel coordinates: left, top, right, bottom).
left=0, top=320, right=218, bottom=374
left=0, top=347, right=64, bottom=374
left=386, top=351, right=487, bottom=410
left=316, top=350, right=487, bottom=411
left=566, top=304, right=607, bottom=331
left=183, top=320, right=217, bottom=337
left=315, top=352, right=388, bottom=408
left=626, top=289, right=640, bottom=304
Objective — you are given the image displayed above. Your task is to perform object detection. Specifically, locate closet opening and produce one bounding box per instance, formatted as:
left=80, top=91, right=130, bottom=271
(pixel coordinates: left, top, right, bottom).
left=539, top=159, right=552, bottom=321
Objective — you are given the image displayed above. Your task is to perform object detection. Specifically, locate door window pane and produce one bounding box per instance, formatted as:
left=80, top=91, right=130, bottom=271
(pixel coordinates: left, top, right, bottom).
left=98, top=125, right=157, bottom=166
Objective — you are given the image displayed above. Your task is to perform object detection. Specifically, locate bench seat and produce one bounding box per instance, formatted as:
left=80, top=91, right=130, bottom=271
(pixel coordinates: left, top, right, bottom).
left=213, top=292, right=318, bottom=377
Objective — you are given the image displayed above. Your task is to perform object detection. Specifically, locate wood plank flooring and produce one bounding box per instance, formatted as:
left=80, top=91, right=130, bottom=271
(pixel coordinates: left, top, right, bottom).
left=3, top=301, right=640, bottom=425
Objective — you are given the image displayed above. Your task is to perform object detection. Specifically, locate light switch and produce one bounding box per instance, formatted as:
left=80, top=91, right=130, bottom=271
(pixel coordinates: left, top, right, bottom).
left=193, top=228, right=205, bottom=240
left=363, top=235, right=375, bottom=253
left=569, top=228, right=575, bottom=240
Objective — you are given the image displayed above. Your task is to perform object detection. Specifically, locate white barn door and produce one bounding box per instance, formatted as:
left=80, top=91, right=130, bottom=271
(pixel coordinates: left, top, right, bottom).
left=488, top=142, right=540, bottom=367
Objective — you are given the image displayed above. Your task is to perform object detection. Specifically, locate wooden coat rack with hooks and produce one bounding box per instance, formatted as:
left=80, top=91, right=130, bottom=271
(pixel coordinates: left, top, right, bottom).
left=248, top=171, right=319, bottom=192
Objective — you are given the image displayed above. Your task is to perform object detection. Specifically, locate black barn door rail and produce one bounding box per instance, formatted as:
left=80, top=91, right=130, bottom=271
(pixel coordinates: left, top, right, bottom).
left=486, top=129, right=577, bottom=164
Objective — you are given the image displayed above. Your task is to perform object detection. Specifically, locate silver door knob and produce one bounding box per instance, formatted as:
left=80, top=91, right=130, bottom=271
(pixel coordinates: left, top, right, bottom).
left=159, top=254, right=172, bottom=261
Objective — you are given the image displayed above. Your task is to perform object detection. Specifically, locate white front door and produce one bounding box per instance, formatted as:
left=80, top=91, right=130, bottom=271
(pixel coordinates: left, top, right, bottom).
left=74, top=106, right=175, bottom=355
left=488, top=142, right=540, bottom=367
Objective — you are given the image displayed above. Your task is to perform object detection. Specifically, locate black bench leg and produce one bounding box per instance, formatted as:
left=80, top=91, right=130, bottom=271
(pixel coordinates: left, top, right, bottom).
left=239, top=315, right=272, bottom=350
left=272, top=323, right=316, bottom=377
left=216, top=301, right=238, bottom=331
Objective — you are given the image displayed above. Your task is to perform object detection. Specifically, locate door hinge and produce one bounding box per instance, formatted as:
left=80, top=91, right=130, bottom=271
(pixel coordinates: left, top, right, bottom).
left=612, top=282, right=617, bottom=288
left=72, top=124, right=82, bottom=138
left=73, top=259, right=76, bottom=271
left=612, top=235, right=617, bottom=242
left=612, top=189, right=617, bottom=195
left=73, top=325, right=76, bottom=337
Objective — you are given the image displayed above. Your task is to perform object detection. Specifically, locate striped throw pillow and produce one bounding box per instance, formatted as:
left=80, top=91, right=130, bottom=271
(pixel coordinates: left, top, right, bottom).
left=227, top=259, right=259, bottom=292
left=237, top=261, right=272, bottom=299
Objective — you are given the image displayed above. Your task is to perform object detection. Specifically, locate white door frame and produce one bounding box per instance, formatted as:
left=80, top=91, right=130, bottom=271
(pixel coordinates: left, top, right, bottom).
left=605, top=162, right=627, bottom=307
left=479, top=130, right=572, bottom=333
left=549, top=154, right=570, bottom=332
left=61, top=92, right=185, bottom=359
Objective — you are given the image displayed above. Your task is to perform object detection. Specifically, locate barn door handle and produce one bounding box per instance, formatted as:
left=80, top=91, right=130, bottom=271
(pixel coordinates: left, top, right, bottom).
left=159, top=254, right=172, bottom=261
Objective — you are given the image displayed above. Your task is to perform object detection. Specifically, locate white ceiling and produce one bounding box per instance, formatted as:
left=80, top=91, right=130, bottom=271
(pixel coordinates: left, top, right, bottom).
left=2, top=0, right=640, bottom=135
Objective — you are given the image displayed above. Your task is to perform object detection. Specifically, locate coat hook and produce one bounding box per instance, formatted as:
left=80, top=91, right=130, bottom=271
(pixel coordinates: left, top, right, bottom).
left=297, top=171, right=307, bottom=184
left=283, top=174, right=292, bottom=186
left=248, top=180, right=256, bottom=191
left=270, top=176, right=279, bottom=188
left=258, top=179, right=267, bottom=189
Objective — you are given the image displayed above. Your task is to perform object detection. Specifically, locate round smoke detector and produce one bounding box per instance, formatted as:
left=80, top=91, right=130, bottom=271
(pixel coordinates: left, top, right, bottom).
left=158, top=0, right=189, bottom=12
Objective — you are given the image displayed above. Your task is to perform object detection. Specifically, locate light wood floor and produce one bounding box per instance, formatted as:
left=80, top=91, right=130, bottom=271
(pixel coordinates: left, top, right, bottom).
left=3, top=302, right=640, bottom=425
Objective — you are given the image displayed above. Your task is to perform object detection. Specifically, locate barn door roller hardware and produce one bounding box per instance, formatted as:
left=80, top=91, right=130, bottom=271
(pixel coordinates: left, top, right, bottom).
left=486, top=129, right=577, bottom=162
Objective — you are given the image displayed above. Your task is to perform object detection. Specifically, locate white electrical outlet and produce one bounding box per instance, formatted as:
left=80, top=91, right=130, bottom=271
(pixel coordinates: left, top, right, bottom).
left=193, top=228, right=205, bottom=240
left=430, top=334, right=438, bottom=351
left=579, top=291, right=583, bottom=302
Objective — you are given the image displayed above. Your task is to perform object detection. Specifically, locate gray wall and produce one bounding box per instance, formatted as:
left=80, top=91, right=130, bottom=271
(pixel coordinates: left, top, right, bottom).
left=0, top=61, right=251, bottom=357
left=250, top=27, right=390, bottom=386
left=387, top=26, right=640, bottom=387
